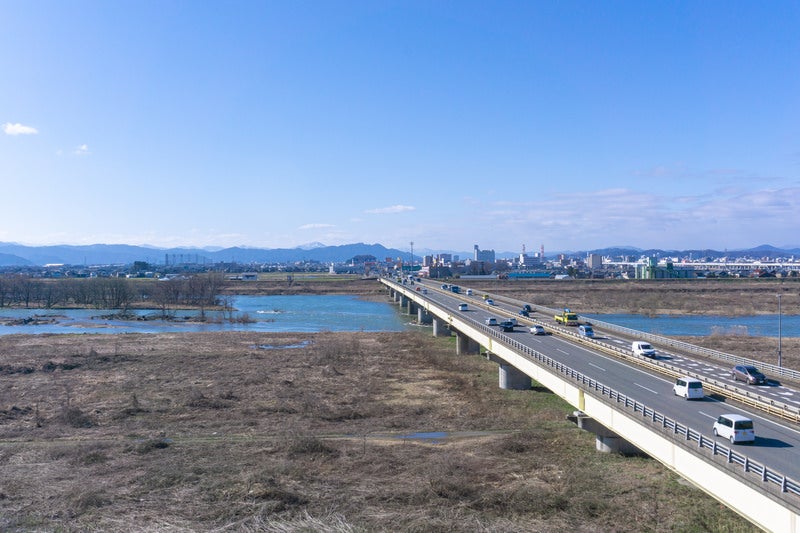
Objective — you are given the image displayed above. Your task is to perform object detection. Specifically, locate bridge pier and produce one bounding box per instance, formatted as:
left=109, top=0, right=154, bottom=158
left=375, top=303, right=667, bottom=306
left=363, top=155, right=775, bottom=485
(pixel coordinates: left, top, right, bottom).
left=498, top=363, right=531, bottom=390
left=455, top=331, right=480, bottom=355
left=568, top=411, right=643, bottom=455
left=406, top=299, right=416, bottom=315
left=417, top=307, right=432, bottom=325
left=485, top=353, right=531, bottom=390
left=432, top=317, right=451, bottom=337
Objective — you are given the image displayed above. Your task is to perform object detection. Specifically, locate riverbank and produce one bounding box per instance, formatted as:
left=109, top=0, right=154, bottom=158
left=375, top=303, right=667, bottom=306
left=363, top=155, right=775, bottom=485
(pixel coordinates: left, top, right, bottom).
left=222, top=275, right=385, bottom=296
left=0, top=330, right=753, bottom=531
left=225, top=276, right=799, bottom=316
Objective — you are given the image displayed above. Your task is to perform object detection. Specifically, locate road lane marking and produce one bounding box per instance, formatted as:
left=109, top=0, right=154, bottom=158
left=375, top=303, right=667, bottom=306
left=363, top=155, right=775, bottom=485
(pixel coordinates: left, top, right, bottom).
left=635, top=383, right=658, bottom=394
left=588, top=363, right=606, bottom=372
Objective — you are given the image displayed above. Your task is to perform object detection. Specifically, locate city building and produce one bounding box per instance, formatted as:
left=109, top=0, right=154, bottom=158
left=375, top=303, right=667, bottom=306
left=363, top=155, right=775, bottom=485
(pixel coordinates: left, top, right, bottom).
left=473, top=244, right=495, bottom=263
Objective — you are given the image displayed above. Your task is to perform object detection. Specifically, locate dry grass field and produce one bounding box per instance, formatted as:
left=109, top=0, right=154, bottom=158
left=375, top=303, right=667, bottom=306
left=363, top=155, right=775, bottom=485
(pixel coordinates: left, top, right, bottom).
left=0, top=329, right=758, bottom=532
left=0, top=277, right=793, bottom=531
left=458, top=278, right=800, bottom=317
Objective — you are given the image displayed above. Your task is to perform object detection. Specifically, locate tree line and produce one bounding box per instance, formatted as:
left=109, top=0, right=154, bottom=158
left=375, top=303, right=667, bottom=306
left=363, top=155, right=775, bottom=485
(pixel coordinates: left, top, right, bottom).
left=0, top=273, right=227, bottom=312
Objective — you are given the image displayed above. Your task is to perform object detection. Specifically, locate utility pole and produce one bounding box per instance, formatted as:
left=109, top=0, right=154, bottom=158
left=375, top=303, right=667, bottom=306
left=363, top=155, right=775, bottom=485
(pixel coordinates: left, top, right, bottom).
left=409, top=241, right=414, bottom=273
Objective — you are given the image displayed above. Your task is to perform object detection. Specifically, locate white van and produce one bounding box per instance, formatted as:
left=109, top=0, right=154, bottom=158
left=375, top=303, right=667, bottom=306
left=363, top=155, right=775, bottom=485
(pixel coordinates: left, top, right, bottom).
left=632, top=341, right=656, bottom=358
left=713, top=414, right=755, bottom=444
left=673, top=377, right=704, bottom=399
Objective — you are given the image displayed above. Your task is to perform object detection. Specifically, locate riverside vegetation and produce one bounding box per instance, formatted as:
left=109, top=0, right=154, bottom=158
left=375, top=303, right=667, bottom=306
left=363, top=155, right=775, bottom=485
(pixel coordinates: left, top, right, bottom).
left=0, top=275, right=795, bottom=531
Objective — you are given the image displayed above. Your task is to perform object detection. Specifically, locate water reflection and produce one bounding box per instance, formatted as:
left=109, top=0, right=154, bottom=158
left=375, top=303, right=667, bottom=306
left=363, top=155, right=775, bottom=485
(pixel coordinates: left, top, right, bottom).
left=398, top=432, right=449, bottom=444
left=0, top=295, right=410, bottom=335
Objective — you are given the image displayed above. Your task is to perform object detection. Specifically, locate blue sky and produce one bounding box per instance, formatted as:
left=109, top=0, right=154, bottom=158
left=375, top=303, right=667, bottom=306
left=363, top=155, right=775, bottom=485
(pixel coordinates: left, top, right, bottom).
left=2, top=1, right=799, bottom=254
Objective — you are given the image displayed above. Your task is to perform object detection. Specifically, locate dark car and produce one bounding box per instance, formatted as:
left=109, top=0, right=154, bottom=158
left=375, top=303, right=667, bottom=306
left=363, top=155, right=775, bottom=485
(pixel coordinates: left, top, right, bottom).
left=519, top=309, right=530, bottom=317
left=499, top=320, right=515, bottom=332
left=732, top=364, right=767, bottom=385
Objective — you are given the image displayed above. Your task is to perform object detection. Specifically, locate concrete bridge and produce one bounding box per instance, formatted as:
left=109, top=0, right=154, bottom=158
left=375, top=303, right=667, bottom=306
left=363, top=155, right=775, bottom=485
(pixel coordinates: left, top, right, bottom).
left=383, top=277, right=800, bottom=532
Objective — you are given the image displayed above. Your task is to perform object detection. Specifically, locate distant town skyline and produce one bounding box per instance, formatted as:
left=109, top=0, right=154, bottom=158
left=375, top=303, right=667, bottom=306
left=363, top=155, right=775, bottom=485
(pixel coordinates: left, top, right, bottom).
left=2, top=2, right=799, bottom=252
left=1, top=240, right=798, bottom=270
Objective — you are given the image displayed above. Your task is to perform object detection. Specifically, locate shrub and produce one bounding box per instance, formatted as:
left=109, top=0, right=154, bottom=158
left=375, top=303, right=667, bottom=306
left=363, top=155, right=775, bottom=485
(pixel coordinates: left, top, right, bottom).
left=57, top=406, right=93, bottom=428
left=287, top=435, right=339, bottom=458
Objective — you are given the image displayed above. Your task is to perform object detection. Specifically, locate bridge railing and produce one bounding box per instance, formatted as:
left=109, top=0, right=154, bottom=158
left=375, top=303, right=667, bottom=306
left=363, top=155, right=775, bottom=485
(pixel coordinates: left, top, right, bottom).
left=382, top=279, right=800, bottom=504
left=577, top=314, right=800, bottom=382
left=478, top=318, right=800, bottom=503
left=483, top=290, right=800, bottom=383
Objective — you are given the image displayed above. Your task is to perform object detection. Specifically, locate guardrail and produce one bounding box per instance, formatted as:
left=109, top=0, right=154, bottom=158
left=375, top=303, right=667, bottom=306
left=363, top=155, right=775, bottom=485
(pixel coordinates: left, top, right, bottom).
left=382, top=278, right=800, bottom=505
left=428, top=284, right=800, bottom=420
left=478, top=289, right=800, bottom=383
left=516, top=316, right=800, bottom=423
left=388, top=280, right=800, bottom=421
left=475, top=311, right=800, bottom=503
left=580, top=314, right=800, bottom=382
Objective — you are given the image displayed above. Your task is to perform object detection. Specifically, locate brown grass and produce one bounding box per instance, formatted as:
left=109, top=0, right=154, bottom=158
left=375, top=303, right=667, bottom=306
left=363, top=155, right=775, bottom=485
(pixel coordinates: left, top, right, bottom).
left=459, top=277, right=800, bottom=316
left=0, top=329, right=754, bottom=532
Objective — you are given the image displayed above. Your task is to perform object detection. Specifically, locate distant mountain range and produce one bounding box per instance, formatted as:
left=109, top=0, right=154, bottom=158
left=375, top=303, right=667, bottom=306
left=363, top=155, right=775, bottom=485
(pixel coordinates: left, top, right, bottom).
left=0, top=242, right=414, bottom=267
left=580, top=244, right=800, bottom=261
left=442, top=244, right=800, bottom=261
left=0, top=242, right=798, bottom=267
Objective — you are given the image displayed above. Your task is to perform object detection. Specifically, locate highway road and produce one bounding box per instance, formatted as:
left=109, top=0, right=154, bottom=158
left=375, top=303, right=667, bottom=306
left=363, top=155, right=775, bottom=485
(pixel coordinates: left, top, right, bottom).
left=404, top=278, right=800, bottom=483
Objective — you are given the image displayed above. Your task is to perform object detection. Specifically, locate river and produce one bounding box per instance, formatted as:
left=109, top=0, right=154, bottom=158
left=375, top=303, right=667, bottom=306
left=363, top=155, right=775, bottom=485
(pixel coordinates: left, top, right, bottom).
left=583, top=313, right=800, bottom=338
left=1, top=296, right=797, bottom=337
left=0, top=295, right=411, bottom=335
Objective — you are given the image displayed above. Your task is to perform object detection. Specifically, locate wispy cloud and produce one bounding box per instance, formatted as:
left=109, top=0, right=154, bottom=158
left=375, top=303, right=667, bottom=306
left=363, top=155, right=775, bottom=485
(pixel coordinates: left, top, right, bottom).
left=469, top=186, right=800, bottom=250
left=365, top=205, right=416, bottom=214
left=73, top=144, right=90, bottom=156
left=298, top=223, right=335, bottom=230
left=3, top=122, right=38, bottom=135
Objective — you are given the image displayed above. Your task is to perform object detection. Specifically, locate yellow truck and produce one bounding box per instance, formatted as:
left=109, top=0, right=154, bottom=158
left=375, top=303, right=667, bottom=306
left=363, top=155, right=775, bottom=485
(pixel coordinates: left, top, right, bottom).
left=554, top=308, right=579, bottom=326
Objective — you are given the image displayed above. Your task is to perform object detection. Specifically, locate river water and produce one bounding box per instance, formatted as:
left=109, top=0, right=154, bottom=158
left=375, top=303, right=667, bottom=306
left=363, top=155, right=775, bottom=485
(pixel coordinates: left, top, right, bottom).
left=0, top=295, right=797, bottom=337
left=583, top=313, right=800, bottom=338
left=0, top=295, right=411, bottom=335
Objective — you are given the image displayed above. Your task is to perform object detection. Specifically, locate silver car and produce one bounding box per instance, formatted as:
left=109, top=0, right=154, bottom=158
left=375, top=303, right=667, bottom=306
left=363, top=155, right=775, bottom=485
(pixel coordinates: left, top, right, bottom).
left=731, top=365, right=766, bottom=385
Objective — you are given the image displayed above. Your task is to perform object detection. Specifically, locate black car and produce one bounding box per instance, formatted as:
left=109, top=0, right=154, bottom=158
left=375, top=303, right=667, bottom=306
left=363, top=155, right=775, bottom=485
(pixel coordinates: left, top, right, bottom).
left=732, top=364, right=767, bottom=385
left=499, top=320, right=515, bottom=332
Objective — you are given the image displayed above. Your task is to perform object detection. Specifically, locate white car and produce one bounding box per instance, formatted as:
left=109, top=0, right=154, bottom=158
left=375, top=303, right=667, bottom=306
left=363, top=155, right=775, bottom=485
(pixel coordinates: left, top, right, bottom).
left=673, top=377, right=704, bottom=399
left=631, top=341, right=656, bottom=358
left=713, top=414, right=755, bottom=444
left=485, top=317, right=498, bottom=326
left=530, top=325, right=546, bottom=335
left=485, top=299, right=495, bottom=306
left=458, top=303, right=468, bottom=311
